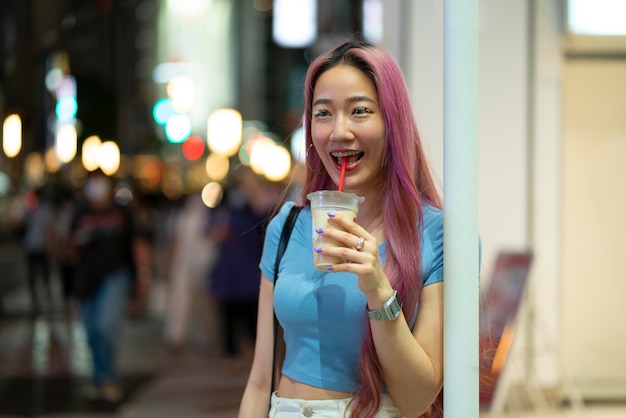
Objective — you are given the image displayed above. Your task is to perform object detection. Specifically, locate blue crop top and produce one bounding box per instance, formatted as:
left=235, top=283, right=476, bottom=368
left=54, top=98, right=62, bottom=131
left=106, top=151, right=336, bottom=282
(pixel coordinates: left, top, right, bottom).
left=259, top=201, right=444, bottom=393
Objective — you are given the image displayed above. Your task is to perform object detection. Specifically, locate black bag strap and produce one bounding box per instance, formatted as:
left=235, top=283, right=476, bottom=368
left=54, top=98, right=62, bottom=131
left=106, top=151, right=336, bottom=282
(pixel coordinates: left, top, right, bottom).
left=273, top=205, right=302, bottom=280
left=271, top=204, right=302, bottom=393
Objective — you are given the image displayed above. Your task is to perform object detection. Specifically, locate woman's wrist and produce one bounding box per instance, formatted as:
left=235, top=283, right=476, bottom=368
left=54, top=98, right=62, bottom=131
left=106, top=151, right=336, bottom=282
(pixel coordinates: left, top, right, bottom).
left=365, top=287, right=396, bottom=311
left=366, top=290, right=403, bottom=321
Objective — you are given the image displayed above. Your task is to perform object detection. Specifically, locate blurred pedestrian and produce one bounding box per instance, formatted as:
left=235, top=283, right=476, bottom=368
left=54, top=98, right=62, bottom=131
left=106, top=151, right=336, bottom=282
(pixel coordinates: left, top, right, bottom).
left=127, top=191, right=158, bottom=319
left=207, top=167, right=281, bottom=371
left=67, top=170, right=138, bottom=402
left=164, top=191, right=217, bottom=354
left=54, top=188, right=77, bottom=312
left=22, top=186, right=56, bottom=315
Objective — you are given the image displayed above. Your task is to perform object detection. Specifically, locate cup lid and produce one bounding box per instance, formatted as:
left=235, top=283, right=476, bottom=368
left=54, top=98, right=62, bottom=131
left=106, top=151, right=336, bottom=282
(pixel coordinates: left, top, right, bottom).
left=306, top=190, right=365, bottom=204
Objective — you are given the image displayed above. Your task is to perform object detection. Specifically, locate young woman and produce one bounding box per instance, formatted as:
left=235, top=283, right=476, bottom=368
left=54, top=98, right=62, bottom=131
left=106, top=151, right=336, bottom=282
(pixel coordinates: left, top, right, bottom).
left=239, top=40, right=444, bottom=418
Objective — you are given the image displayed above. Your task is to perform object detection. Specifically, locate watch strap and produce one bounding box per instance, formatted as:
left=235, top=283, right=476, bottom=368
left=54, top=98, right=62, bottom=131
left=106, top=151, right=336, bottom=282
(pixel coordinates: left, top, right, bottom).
left=367, top=290, right=402, bottom=321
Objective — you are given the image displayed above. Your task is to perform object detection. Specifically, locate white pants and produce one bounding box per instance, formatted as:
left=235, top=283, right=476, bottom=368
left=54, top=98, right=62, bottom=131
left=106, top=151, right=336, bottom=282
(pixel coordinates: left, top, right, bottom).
left=269, top=392, right=403, bottom=417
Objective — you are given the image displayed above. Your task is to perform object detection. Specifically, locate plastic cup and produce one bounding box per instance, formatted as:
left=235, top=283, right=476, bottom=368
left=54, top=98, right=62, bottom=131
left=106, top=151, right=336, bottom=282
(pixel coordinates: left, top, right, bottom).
left=307, top=190, right=365, bottom=270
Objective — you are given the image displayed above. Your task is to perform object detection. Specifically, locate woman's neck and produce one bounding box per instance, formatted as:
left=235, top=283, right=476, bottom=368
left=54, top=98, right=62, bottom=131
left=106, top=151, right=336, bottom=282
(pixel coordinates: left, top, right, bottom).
left=356, top=197, right=384, bottom=242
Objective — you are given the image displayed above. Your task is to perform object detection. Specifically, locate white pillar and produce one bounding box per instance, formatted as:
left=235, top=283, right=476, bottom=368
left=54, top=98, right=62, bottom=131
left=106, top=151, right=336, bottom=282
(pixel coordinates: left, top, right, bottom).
left=443, top=1, right=480, bottom=417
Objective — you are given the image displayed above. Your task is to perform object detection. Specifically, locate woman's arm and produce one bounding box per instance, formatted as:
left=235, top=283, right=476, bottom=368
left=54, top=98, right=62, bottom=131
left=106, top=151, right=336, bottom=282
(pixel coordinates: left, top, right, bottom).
left=318, top=214, right=444, bottom=417
left=238, top=274, right=276, bottom=417
left=369, top=282, right=443, bottom=417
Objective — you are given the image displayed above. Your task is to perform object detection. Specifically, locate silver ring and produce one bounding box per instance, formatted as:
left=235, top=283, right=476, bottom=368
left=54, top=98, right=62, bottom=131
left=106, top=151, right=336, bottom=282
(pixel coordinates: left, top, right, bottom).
left=356, top=236, right=365, bottom=251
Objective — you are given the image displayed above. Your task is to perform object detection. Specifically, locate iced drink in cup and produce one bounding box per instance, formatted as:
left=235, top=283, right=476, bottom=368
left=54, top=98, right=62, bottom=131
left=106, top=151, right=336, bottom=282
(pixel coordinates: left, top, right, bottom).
left=307, top=190, right=365, bottom=270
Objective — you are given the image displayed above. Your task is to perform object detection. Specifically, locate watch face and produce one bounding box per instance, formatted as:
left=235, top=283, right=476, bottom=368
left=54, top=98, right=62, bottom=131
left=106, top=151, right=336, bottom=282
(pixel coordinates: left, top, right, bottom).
left=386, top=297, right=402, bottom=320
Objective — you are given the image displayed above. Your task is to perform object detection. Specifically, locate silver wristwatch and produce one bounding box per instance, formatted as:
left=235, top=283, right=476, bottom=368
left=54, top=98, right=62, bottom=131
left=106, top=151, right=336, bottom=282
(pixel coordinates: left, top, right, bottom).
left=366, top=290, right=402, bottom=321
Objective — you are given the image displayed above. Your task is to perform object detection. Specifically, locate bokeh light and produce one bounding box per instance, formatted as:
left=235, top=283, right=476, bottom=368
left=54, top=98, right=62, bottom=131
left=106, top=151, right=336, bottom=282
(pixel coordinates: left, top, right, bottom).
left=82, top=135, right=102, bottom=171
left=153, top=98, right=176, bottom=125
left=2, top=114, right=22, bottom=158
left=273, top=0, right=317, bottom=48
left=207, top=108, right=242, bottom=157
left=165, top=114, right=192, bottom=143
left=205, top=153, right=229, bottom=181
left=182, top=135, right=205, bottom=161
left=56, top=75, right=76, bottom=99
left=55, top=96, right=78, bottom=121
left=247, top=134, right=292, bottom=182
left=98, top=141, right=120, bottom=176
left=201, top=181, right=223, bottom=208
left=167, top=75, right=195, bottom=113
left=264, top=145, right=291, bottom=182
left=167, top=0, right=210, bottom=17
left=363, top=0, right=383, bottom=45
left=290, top=126, right=306, bottom=163
left=55, top=124, right=77, bottom=163
left=248, top=135, right=276, bottom=175
left=45, top=68, right=64, bottom=92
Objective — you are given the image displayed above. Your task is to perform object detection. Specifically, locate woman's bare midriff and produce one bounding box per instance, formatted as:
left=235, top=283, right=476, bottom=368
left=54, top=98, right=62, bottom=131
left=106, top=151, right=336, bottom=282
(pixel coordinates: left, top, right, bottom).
left=277, top=376, right=354, bottom=400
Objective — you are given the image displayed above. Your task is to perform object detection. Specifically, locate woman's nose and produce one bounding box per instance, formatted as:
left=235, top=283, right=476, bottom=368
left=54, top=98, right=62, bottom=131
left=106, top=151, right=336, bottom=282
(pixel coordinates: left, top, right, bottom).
left=330, top=116, right=355, bottom=141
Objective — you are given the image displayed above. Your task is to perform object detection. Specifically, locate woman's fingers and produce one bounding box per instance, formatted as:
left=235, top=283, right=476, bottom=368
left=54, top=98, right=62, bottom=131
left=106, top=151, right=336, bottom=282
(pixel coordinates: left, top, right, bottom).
left=316, top=215, right=377, bottom=269
left=325, top=212, right=373, bottom=243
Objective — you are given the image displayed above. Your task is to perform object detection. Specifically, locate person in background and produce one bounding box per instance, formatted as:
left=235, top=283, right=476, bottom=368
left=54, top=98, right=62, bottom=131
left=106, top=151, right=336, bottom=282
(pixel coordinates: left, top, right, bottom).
left=22, top=186, right=57, bottom=315
left=67, top=170, right=138, bottom=402
left=239, top=40, right=451, bottom=417
left=54, top=188, right=77, bottom=312
left=126, top=191, right=157, bottom=319
left=164, top=191, right=217, bottom=355
left=207, top=167, right=281, bottom=371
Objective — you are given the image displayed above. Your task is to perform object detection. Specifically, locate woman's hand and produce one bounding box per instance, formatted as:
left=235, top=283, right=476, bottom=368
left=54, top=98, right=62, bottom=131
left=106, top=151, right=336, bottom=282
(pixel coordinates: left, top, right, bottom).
left=314, top=212, right=390, bottom=297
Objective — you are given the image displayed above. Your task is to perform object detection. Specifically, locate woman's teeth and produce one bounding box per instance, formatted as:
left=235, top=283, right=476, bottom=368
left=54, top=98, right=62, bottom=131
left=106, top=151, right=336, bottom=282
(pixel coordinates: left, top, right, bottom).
left=332, top=151, right=363, bottom=165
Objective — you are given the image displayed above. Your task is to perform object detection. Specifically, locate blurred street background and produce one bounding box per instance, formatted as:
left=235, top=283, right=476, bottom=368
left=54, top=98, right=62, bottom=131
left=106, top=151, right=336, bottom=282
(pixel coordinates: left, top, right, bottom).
left=0, top=227, right=251, bottom=418
left=2, top=0, right=626, bottom=417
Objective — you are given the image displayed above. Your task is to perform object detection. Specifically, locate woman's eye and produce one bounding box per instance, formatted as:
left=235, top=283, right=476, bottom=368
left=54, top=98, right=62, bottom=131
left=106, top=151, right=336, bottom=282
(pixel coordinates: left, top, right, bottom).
left=354, top=106, right=371, bottom=115
left=313, top=109, right=330, bottom=117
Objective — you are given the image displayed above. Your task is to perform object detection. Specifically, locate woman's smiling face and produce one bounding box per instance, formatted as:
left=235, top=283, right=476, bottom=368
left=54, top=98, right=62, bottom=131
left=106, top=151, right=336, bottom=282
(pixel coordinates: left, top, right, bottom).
left=311, top=64, right=386, bottom=197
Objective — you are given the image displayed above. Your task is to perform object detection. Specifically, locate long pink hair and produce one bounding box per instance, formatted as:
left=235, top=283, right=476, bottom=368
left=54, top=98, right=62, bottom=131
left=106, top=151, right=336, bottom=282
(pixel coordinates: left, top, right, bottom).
left=298, top=40, right=443, bottom=417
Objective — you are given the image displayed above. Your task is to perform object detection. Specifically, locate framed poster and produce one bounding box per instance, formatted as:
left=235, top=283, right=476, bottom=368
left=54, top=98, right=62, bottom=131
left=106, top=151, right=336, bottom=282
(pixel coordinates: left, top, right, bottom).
left=479, top=251, right=533, bottom=410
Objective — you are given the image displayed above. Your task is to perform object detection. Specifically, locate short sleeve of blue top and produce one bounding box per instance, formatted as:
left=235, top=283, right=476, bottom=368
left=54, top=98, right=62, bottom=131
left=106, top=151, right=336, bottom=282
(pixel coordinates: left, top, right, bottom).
left=259, top=201, right=444, bottom=393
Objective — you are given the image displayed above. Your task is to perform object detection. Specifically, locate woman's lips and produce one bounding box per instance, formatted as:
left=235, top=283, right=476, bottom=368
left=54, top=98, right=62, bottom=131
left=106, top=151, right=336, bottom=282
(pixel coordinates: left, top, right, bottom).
left=331, top=151, right=364, bottom=170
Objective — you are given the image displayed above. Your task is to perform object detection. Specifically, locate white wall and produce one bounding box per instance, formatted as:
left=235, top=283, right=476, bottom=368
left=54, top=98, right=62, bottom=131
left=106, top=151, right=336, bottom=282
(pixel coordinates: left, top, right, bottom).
left=403, top=0, right=564, bottom=391
left=399, top=0, right=626, bottom=403
left=561, top=58, right=626, bottom=398
left=407, top=0, right=530, bottom=295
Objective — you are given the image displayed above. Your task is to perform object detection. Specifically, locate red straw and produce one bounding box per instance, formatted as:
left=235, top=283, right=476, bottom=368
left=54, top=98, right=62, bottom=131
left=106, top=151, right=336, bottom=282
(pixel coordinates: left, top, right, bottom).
left=338, top=157, right=347, bottom=191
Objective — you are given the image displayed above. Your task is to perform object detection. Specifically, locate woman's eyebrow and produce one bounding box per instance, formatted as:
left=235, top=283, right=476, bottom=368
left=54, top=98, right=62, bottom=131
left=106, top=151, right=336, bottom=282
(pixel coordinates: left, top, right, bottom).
left=346, top=95, right=375, bottom=104
left=312, top=98, right=331, bottom=107
left=312, top=95, right=375, bottom=107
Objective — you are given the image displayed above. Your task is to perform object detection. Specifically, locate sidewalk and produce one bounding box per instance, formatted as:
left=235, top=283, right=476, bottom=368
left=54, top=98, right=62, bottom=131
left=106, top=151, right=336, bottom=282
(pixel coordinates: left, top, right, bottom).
left=0, top=312, right=248, bottom=418
left=119, top=352, right=249, bottom=418
left=0, top=236, right=247, bottom=418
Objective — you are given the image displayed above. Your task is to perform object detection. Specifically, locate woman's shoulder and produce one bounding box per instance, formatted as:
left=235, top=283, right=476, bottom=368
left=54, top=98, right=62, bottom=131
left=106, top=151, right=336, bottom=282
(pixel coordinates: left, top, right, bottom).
left=422, top=203, right=443, bottom=229
left=276, top=200, right=298, bottom=218
left=420, top=203, right=444, bottom=253
left=267, top=201, right=299, bottom=229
